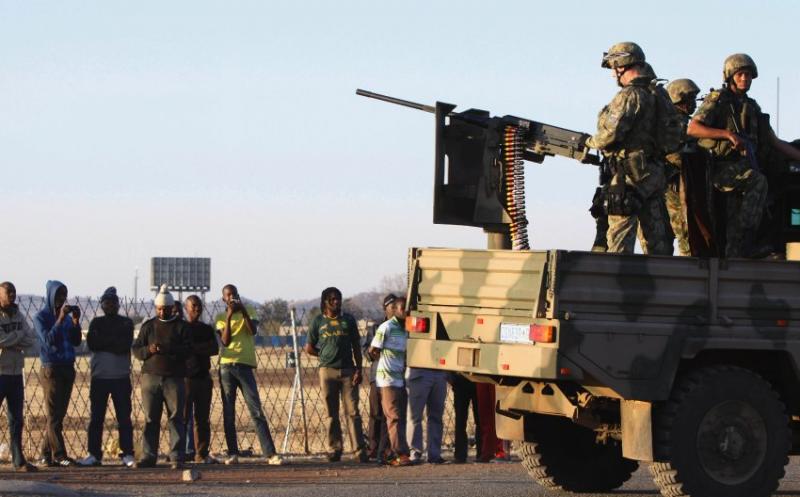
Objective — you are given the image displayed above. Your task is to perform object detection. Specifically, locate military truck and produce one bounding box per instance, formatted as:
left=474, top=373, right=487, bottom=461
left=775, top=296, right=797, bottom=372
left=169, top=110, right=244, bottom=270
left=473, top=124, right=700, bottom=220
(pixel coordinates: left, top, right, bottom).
left=358, top=90, right=800, bottom=497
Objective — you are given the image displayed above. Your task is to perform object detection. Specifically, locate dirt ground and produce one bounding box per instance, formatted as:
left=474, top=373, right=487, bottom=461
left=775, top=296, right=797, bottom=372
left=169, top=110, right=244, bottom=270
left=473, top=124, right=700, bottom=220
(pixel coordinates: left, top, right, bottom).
left=6, top=455, right=800, bottom=497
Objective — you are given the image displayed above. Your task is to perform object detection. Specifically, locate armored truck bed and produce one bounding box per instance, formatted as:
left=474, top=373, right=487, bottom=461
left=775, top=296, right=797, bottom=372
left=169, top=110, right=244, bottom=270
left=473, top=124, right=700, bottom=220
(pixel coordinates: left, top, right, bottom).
left=406, top=247, right=800, bottom=401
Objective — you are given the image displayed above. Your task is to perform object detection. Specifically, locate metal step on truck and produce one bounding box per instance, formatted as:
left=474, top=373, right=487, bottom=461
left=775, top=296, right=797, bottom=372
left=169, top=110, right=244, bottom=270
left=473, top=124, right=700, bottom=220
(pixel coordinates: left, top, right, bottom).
left=357, top=89, right=800, bottom=497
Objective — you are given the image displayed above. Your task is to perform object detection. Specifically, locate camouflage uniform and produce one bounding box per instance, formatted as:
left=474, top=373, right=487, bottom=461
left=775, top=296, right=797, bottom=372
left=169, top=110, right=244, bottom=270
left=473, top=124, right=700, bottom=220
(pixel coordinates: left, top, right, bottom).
left=662, top=111, right=692, bottom=256
left=587, top=75, right=672, bottom=255
left=694, top=87, right=769, bottom=258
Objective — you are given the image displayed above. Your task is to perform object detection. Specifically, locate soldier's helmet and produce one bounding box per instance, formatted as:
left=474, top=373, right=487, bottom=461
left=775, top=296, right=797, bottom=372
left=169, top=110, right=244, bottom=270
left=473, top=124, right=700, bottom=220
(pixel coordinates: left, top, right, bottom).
left=601, top=42, right=645, bottom=69
left=666, top=79, right=701, bottom=104
left=723, top=53, right=758, bottom=81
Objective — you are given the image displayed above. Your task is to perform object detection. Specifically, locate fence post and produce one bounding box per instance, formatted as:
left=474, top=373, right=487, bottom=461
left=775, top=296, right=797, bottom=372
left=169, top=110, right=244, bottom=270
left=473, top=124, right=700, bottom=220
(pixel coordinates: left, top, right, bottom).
left=281, top=307, right=309, bottom=454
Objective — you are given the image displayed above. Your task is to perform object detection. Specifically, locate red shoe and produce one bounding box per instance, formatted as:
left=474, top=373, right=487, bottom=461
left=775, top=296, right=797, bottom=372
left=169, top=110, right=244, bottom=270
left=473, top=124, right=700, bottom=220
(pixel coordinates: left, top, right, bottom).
left=390, top=454, right=412, bottom=467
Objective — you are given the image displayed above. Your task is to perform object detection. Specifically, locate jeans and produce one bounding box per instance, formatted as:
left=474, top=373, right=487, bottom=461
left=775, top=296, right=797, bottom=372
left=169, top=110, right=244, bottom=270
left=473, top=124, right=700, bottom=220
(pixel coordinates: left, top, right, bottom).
left=40, top=365, right=75, bottom=462
left=451, top=374, right=481, bottom=461
left=219, top=363, right=276, bottom=457
left=140, top=373, right=185, bottom=462
left=88, top=377, right=134, bottom=460
left=0, top=375, right=26, bottom=467
left=406, top=370, right=447, bottom=461
left=184, top=375, right=213, bottom=459
left=319, top=367, right=366, bottom=453
left=367, top=381, right=389, bottom=457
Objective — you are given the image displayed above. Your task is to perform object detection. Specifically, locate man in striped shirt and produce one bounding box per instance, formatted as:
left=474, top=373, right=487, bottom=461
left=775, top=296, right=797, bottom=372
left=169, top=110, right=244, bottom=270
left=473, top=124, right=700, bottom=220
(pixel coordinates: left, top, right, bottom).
left=369, top=294, right=411, bottom=466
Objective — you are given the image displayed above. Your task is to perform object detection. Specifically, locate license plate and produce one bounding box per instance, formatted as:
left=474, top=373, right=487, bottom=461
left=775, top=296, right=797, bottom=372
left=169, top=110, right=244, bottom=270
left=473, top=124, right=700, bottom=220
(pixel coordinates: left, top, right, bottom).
left=500, top=323, right=531, bottom=344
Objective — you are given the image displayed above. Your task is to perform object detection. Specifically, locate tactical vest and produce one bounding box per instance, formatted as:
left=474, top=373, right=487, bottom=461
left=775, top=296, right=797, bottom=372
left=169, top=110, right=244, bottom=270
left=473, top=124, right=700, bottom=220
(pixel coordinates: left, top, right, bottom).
left=697, top=88, right=761, bottom=159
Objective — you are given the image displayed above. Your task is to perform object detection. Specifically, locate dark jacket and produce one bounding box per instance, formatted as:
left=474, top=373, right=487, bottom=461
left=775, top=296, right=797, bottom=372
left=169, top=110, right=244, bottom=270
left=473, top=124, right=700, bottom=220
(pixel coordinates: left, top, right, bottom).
left=33, top=280, right=81, bottom=367
left=132, top=317, right=190, bottom=377
left=184, top=320, right=218, bottom=378
left=87, top=314, right=134, bottom=379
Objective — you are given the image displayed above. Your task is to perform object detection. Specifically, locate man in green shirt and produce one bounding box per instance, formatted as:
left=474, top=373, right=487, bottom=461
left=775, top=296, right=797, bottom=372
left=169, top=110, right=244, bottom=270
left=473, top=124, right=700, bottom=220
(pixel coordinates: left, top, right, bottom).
left=305, top=286, right=368, bottom=463
left=216, top=284, right=281, bottom=465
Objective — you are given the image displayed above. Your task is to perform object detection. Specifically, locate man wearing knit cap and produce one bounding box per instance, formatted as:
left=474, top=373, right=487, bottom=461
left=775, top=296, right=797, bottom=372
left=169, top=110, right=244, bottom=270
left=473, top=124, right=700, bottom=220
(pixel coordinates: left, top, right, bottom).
left=132, top=284, right=191, bottom=469
left=78, top=287, right=135, bottom=468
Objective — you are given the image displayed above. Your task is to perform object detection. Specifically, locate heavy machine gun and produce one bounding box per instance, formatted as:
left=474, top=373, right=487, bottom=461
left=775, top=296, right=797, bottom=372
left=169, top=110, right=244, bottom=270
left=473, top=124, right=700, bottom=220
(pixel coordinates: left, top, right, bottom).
left=357, top=89, right=600, bottom=250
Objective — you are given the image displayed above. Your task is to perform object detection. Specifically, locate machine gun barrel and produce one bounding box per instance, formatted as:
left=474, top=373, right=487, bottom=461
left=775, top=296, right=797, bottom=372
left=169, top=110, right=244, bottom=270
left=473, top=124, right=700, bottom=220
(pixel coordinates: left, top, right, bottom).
left=356, top=89, right=438, bottom=114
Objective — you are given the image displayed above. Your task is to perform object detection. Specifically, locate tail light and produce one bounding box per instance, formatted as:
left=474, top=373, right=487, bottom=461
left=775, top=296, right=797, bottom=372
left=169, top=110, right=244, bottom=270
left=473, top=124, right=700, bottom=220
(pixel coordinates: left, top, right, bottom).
left=406, top=316, right=430, bottom=333
left=529, top=324, right=556, bottom=343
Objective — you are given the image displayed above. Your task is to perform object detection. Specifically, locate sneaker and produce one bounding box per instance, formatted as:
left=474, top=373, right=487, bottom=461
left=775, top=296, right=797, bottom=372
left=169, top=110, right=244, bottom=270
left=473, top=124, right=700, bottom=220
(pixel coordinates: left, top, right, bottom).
left=223, top=454, right=239, bottom=465
left=55, top=458, right=77, bottom=467
left=122, top=455, right=136, bottom=468
left=14, top=462, right=39, bottom=472
left=78, top=455, right=101, bottom=467
left=409, top=451, right=422, bottom=464
left=36, top=457, right=56, bottom=468
left=266, top=454, right=283, bottom=466
left=327, top=450, right=342, bottom=463
left=195, top=455, right=218, bottom=464
left=389, top=454, right=412, bottom=467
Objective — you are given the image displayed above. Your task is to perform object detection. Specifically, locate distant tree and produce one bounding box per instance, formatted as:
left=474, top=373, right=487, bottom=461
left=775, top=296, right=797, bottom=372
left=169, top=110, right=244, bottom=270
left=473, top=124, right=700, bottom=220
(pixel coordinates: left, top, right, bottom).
left=343, top=298, right=366, bottom=320
left=380, top=273, right=407, bottom=295
left=259, top=298, right=290, bottom=336
left=303, top=306, right=321, bottom=326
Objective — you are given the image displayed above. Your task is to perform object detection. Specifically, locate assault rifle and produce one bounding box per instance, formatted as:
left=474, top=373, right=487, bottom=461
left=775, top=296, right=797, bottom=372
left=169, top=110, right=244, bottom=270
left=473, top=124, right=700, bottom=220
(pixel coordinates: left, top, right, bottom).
left=357, top=89, right=600, bottom=236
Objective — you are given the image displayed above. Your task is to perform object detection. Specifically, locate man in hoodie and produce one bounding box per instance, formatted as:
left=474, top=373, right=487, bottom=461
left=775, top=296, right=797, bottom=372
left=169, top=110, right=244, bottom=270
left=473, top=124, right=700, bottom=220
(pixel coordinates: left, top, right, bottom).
left=78, top=287, right=135, bottom=468
left=34, top=280, right=82, bottom=467
left=183, top=295, right=218, bottom=464
left=132, top=284, right=190, bottom=469
left=0, top=282, right=38, bottom=472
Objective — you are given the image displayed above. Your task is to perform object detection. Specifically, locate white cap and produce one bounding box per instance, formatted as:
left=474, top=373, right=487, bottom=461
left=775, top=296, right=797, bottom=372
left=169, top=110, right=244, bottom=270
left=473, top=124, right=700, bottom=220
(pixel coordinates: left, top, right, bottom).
left=154, top=284, right=175, bottom=307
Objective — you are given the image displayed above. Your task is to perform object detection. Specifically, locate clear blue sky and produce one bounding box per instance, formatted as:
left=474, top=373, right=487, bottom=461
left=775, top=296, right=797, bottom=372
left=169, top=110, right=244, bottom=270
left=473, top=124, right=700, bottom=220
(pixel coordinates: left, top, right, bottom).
left=2, top=0, right=798, bottom=301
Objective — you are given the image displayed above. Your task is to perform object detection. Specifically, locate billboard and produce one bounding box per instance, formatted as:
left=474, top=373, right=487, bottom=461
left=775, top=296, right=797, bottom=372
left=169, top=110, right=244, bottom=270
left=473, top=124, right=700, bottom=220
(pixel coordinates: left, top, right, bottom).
left=150, top=257, right=211, bottom=292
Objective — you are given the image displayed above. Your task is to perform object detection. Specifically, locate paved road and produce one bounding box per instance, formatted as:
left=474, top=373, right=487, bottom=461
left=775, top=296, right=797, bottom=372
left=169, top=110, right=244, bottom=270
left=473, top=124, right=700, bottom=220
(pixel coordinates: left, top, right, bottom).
left=5, top=456, right=800, bottom=497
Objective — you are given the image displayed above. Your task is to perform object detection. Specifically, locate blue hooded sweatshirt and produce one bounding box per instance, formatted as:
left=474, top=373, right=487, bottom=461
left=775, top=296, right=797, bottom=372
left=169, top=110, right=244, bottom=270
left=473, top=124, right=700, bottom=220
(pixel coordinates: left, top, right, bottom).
left=33, top=280, right=82, bottom=366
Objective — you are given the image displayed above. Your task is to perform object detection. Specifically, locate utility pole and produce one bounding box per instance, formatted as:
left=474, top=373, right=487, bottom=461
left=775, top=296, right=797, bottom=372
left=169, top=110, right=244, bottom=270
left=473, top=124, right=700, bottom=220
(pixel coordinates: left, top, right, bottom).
left=134, top=268, right=139, bottom=301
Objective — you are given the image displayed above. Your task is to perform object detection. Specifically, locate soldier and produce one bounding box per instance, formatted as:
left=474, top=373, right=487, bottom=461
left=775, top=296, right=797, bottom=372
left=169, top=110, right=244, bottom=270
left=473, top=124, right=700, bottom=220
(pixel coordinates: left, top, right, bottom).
left=688, top=54, right=800, bottom=257
left=586, top=42, right=672, bottom=255
left=663, top=78, right=700, bottom=256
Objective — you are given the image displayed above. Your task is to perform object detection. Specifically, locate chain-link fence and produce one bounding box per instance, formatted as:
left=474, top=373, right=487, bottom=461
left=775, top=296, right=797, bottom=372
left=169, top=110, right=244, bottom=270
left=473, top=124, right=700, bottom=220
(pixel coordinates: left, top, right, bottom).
left=0, top=296, right=470, bottom=460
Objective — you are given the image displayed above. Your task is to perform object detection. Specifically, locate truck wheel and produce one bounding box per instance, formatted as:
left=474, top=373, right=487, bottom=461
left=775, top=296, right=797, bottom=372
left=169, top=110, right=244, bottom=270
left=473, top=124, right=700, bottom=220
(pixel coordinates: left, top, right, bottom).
left=651, top=365, right=789, bottom=497
left=519, top=414, right=638, bottom=492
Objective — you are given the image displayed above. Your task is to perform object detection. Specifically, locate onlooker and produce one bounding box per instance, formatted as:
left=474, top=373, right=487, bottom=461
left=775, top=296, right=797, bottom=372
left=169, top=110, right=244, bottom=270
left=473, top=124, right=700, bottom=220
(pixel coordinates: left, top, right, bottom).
left=305, top=287, right=368, bottom=463
left=369, top=294, right=411, bottom=466
left=362, top=306, right=389, bottom=463
left=183, top=295, right=218, bottom=464
left=79, top=287, right=135, bottom=468
left=216, top=284, right=281, bottom=465
left=34, top=280, right=82, bottom=467
left=450, top=372, right=481, bottom=464
left=406, top=358, right=448, bottom=464
left=0, top=282, right=38, bottom=472
left=132, top=284, right=190, bottom=469
left=476, top=383, right=499, bottom=462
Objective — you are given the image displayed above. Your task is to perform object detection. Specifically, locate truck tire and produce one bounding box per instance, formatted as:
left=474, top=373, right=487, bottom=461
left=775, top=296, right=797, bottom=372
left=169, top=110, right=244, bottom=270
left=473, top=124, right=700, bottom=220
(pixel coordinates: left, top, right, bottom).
left=651, top=365, right=789, bottom=497
left=519, top=414, right=638, bottom=492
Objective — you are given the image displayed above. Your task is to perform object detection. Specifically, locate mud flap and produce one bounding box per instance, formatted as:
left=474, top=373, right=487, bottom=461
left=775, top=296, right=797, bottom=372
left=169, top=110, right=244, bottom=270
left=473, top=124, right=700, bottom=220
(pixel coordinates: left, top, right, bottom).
left=621, top=400, right=653, bottom=461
